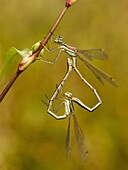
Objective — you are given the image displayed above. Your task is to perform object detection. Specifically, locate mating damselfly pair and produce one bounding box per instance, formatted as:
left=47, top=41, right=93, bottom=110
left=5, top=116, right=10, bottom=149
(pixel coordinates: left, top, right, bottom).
left=41, top=37, right=117, bottom=159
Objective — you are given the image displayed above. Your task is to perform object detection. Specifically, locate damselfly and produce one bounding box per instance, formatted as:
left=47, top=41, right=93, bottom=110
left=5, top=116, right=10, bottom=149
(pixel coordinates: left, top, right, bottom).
left=62, top=92, right=88, bottom=160
left=40, top=36, right=117, bottom=87
left=43, top=91, right=89, bottom=160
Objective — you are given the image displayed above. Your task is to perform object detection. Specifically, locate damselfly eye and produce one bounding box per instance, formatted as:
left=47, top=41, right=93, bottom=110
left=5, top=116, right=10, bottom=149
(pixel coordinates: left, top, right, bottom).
left=65, top=92, right=72, bottom=98
left=54, top=36, right=64, bottom=44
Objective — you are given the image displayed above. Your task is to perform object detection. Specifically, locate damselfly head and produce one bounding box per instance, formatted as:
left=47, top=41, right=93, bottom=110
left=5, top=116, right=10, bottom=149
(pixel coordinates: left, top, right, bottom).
left=54, top=36, right=64, bottom=44
left=65, top=92, right=72, bottom=99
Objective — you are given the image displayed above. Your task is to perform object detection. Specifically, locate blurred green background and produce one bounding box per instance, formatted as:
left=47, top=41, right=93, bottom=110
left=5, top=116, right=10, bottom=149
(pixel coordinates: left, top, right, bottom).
left=0, top=0, right=128, bottom=169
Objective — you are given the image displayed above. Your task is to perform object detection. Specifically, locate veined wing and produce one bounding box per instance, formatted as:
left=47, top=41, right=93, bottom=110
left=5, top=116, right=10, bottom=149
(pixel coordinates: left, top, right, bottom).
left=72, top=114, right=88, bottom=160
left=77, top=48, right=108, bottom=60
left=65, top=116, right=71, bottom=157
left=77, top=54, right=117, bottom=87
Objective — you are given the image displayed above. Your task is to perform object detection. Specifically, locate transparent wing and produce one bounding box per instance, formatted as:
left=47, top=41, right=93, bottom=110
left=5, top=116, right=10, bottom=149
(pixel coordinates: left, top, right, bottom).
left=77, top=48, right=108, bottom=60
left=77, top=54, right=117, bottom=87
left=65, top=116, right=71, bottom=157
left=73, top=114, right=88, bottom=160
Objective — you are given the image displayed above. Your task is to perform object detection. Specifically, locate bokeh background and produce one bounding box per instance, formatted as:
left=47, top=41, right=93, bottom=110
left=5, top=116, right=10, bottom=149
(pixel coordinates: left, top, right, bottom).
left=0, top=0, right=128, bottom=169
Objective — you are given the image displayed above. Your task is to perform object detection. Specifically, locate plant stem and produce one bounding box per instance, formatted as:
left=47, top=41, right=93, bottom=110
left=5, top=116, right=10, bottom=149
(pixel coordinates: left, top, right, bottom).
left=0, top=70, right=21, bottom=102
left=34, top=5, right=69, bottom=56
left=0, top=3, right=70, bottom=103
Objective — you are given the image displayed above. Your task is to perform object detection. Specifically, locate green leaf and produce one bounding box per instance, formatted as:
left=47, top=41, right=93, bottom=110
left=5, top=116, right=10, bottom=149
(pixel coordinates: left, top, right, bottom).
left=14, top=48, right=30, bottom=58
left=0, top=47, right=30, bottom=79
left=0, top=47, right=18, bottom=79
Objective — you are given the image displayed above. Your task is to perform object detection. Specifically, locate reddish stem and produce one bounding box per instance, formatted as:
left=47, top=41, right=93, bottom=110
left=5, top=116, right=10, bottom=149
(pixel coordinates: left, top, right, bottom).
left=0, top=70, right=22, bottom=103
left=35, top=5, right=68, bottom=56
left=0, top=70, right=21, bottom=103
